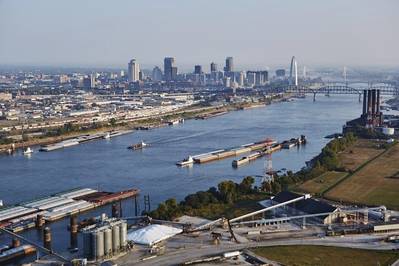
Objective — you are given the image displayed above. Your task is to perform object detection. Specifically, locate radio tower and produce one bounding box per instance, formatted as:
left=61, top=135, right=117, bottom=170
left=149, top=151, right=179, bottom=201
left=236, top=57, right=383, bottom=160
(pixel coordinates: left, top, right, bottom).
left=264, top=146, right=274, bottom=182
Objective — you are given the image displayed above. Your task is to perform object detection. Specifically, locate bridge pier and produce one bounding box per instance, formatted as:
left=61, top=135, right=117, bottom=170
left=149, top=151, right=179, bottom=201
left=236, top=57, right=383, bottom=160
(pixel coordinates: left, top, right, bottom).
left=313, top=92, right=316, bottom=102
left=359, top=93, right=361, bottom=103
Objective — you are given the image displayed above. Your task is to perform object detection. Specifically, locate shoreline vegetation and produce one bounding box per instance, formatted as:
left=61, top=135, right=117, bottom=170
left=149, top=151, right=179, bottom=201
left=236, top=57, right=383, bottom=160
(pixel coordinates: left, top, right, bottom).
left=148, top=133, right=363, bottom=220
left=0, top=95, right=284, bottom=153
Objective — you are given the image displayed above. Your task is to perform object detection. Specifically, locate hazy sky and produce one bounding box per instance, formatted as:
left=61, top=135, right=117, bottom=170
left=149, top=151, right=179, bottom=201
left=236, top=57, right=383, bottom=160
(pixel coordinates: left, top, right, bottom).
left=0, top=0, right=398, bottom=70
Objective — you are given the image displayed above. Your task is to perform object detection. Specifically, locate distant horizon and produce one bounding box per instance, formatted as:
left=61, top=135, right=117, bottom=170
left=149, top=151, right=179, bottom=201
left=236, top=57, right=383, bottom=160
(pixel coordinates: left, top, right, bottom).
left=1, top=62, right=398, bottom=74
left=1, top=0, right=398, bottom=68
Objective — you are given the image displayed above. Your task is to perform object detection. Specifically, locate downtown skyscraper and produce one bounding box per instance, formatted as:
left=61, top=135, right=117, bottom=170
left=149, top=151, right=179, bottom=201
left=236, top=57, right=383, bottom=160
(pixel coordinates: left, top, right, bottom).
left=164, top=57, right=177, bottom=81
left=128, top=59, right=140, bottom=82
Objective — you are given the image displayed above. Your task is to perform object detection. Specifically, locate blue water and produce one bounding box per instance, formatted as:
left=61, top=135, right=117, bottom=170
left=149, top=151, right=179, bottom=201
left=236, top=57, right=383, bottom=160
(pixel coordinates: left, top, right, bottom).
left=0, top=95, right=362, bottom=259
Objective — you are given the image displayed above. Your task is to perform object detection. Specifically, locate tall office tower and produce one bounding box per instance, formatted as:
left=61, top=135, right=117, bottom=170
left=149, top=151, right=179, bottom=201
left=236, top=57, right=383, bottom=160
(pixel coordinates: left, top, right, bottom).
left=223, top=77, right=231, bottom=88
left=260, top=71, right=268, bottom=83
left=210, top=62, right=218, bottom=72
left=194, top=65, right=202, bottom=74
left=224, top=57, right=234, bottom=72
left=120, top=70, right=125, bottom=77
left=171, top=67, right=178, bottom=81
left=128, top=59, right=140, bottom=82
left=164, top=57, right=176, bottom=81
left=246, top=71, right=256, bottom=86
left=83, top=74, right=96, bottom=89
left=152, top=66, right=163, bottom=81
left=238, top=71, right=245, bottom=87
left=275, top=69, right=285, bottom=77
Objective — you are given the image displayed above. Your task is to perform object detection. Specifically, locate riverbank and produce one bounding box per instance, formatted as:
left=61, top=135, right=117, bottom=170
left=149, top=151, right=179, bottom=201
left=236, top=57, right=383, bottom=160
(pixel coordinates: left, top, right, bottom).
left=0, top=95, right=287, bottom=154
left=298, top=138, right=399, bottom=210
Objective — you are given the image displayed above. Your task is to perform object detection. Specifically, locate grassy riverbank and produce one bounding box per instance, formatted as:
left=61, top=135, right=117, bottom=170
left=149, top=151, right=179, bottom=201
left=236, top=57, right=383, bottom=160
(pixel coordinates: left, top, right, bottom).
left=252, top=245, right=399, bottom=266
left=298, top=138, right=399, bottom=210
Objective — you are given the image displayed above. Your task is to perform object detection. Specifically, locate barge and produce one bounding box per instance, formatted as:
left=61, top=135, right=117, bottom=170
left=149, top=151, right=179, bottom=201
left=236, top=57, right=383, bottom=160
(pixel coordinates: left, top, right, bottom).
left=0, top=187, right=139, bottom=233
left=232, top=144, right=282, bottom=168
left=39, top=130, right=132, bottom=152
left=195, top=111, right=228, bottom=120
left=0, top=244, right=36, bottom=264
left=191, top=138, right=276, bottom=164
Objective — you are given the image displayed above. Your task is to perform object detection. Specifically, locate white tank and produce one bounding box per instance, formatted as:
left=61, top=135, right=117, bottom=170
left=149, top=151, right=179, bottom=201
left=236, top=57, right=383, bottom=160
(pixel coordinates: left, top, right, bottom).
left=120, top=221, right=128, bottom=250
left=104, top=228, right=113, bottom=257
left=382, top=127, right=395, bottom=135
left=112, top=224, right=120, bottom=253
left=92, top=230, right=104, bottom=260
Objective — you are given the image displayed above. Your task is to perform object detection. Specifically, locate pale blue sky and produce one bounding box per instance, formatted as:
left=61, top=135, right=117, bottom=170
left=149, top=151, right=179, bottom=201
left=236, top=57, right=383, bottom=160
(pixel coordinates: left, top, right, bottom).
left=0, top=0, right=398, bottom=70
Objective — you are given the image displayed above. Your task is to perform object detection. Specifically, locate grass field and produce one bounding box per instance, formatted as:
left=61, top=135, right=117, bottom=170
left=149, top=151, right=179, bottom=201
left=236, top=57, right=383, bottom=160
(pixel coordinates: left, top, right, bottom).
left=252, top=245, right=399, bottom=266
left=337, top=139, right=383, bottom=171
left=298, top=171, right=347, bottom=195
left=326, top=142, right=399, bottom=210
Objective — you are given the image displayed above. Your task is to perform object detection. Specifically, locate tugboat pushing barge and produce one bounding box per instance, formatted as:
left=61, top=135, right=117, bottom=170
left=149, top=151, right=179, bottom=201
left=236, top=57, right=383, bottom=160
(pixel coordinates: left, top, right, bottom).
left=176, top=156, right=194, bottom=166
left=128, top=140, right=149, bottom=150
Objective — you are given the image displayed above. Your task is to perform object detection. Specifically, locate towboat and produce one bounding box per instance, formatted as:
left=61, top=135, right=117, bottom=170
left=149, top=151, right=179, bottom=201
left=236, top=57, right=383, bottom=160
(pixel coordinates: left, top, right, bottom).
left=176, top=156, right=194, bottom=166
left=128, top=140, right=148, bottom=150
left=23, top=147, right=33, bottom=155
left=104, top=133, right=111, bottom=139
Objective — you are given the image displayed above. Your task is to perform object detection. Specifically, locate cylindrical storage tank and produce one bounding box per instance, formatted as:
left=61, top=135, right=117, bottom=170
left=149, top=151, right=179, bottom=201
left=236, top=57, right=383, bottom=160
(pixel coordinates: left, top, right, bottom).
left=120, top=221, right=128, bottom=250
left=104, top=228, right=113, bottom=257
left=92, top=230, right=104, bottom=260
left=382, top=127, right=395, bottom=135
left=112, top=224, right=120, bottom=254
left=83, top=231, right=92, bottom=259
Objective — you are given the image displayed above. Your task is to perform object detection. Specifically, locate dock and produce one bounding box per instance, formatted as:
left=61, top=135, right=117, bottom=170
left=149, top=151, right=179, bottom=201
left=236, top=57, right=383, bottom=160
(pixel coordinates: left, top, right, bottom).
left=39, top=130, right=133, bottom=152
left=0, top=187, right=139, bottom=233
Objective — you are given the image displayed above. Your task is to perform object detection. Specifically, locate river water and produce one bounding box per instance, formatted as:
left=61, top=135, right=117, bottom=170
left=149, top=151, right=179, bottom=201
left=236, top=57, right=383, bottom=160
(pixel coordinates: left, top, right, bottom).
left=0, top=95, right=364, bottom=259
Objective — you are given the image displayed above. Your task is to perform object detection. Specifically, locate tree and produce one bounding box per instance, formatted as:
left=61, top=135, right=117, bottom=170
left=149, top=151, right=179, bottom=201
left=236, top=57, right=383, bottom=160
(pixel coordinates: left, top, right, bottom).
left=261, top=181, right=272, bottom=192
left=110, top=118, right=117, bottom=127
left=239, top=176, right=255, bottom=194
left=218, top=180, right=237, bottom=204
left=271, top=181, right=282, bottom=194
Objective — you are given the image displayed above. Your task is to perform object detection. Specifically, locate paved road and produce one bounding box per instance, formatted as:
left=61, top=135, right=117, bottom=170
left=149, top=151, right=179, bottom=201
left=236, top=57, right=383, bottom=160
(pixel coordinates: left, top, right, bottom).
left=392, top=258, right=399, bottom=266
left=116, top=235, right=399, bottom=266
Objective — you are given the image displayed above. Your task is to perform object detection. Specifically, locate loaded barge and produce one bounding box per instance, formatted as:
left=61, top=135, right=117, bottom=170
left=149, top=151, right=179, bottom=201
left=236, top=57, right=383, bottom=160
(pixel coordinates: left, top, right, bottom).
left=186, top=138, right=277, bottom=164
left=232, top=143, right=282, bottom=168
left=232, top=135, right=307, bottom=168
left=39, top=130, right=133, bottom=152
left=195, top=111, right=228, bottom=120
left=0, top=188, right=139, bottom=233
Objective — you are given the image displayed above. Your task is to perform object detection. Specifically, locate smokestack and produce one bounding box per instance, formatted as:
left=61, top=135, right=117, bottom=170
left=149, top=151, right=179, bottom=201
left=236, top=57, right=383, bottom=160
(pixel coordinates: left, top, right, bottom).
left=362, top=90, right=367, bottom=115
left=367, top=89, right=372, bottom=114
left=371, top=89, right=376, bottom=116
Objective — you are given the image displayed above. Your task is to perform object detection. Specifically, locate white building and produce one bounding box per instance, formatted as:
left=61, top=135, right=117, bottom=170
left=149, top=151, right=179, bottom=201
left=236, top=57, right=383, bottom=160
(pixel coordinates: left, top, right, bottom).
left=128, top=59, right=140, bottom=82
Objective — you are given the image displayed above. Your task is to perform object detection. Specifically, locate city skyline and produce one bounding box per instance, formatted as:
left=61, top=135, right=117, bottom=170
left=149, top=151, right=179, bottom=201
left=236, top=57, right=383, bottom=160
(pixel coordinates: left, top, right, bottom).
left=0, top=0, right=398, bottom=68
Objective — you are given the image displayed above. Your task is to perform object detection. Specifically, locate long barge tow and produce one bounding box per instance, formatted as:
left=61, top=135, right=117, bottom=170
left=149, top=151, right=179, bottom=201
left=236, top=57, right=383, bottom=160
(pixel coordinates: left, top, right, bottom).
left=185, top=138, right=277, bottom=165
left=0, top=187, right=139, bottom=233
left=39, top=130, right=133, bottom=152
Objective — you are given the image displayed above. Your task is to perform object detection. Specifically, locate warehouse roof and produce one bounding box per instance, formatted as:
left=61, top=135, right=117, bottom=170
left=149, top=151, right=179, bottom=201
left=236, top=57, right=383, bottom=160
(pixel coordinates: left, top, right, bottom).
left=273, top=191, right=336, bottom=215
left=127, top=224, right=182, bottom=246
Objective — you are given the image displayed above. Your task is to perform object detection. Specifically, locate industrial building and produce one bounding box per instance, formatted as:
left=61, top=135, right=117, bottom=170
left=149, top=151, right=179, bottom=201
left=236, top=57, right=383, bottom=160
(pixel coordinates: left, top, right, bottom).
left=81, top=215, right=128, bottom=261
left=345, top=89, right=383, bottom=129
left=268, top=191, right=338, bottom=225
